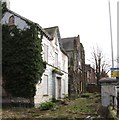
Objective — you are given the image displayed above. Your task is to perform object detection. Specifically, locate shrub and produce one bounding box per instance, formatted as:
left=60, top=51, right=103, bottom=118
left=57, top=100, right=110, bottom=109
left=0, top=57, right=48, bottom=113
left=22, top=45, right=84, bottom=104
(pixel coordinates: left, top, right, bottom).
left=39, top=101, right=55, bottom=110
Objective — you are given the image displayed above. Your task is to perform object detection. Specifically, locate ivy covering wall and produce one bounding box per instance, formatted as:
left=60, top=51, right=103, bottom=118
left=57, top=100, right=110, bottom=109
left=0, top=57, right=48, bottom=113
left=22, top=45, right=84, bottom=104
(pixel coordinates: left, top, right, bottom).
left=2, top=23, right=46, bottom=99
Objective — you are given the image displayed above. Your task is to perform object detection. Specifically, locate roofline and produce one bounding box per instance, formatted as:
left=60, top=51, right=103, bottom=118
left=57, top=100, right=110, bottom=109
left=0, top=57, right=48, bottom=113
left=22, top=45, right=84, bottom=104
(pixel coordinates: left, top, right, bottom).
left=61, top=48, right=68, bottom=57
left=44, top=26, right=59, bottom=40
left=44, top=26, right=59, bottom=30
left=6, top=9, right=52, bottom=40
left=44, top=26, right=68, bottom=57
left=7, top=9, right=35, bottom=25
left=85, top=64, right=94, bottom=69
left=4, top=9, right=68, bottom=57
left=61, top=35, right=80, bottom=40
left=36, top=24, right=52, bottom=40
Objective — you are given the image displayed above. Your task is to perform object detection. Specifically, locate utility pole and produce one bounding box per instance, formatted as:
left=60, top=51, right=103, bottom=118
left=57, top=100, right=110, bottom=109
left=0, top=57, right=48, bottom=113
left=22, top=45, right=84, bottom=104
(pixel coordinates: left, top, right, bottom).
left=117, top=1, right=119, bottom=68
left=108, top=0, right=114, bottom=68
left=117, top=3, right=119, bottom=117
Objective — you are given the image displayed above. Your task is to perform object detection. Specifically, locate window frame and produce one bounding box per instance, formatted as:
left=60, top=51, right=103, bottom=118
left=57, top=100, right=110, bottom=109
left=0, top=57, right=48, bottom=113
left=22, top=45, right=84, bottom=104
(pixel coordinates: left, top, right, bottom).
left=55, top=52, right=58, bottom=67
left=43, top=74, right=49, bottom=96
left=43, top=43, right=48, bottom=63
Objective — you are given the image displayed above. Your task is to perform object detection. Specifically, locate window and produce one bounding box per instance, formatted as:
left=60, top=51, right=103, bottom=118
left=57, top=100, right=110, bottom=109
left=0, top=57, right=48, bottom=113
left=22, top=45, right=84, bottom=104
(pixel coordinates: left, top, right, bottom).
left=43, top=75, right=48, bottom=95
left=44, top=44, right=48, bottom=62
left=8, top=15, right=15, bottom=26
left=63, top=60, right=65, bottom=71
left=63, top=79, right=65, bottom=94
left=55, top=52, right=58, bottom=67
left=55, top=37, right=58, bottom=46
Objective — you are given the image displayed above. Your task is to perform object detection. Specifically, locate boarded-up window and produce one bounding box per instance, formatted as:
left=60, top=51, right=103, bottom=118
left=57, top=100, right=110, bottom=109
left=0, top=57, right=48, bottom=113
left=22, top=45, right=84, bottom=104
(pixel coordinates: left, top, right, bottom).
left=43, top=75, right=48, bottom=95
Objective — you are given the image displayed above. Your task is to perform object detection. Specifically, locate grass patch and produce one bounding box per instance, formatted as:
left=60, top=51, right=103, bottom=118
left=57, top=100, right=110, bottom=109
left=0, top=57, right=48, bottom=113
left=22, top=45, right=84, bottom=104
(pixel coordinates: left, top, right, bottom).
left=69, top=98, right=98, bottom=114
left=2, top=93, right=101, bottom=118
left=81, top=93, right=93, bottom=98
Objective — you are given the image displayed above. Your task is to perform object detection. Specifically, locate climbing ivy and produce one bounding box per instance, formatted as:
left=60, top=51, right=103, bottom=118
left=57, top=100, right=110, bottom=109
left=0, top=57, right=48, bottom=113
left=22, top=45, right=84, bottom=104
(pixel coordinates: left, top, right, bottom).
left=1, top=2, right=7, bottom=17
left=2, top=23, right=46, bottom=98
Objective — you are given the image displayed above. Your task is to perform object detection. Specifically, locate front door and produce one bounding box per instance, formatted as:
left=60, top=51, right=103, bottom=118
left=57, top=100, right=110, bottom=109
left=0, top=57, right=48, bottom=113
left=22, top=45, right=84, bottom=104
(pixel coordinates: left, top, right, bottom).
left=57, top=77, right=61, bottom=99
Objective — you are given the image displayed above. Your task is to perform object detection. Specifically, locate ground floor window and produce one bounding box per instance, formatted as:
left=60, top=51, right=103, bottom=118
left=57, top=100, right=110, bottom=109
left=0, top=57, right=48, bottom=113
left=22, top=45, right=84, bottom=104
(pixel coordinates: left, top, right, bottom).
left=43, top=74, right=48, bottom=95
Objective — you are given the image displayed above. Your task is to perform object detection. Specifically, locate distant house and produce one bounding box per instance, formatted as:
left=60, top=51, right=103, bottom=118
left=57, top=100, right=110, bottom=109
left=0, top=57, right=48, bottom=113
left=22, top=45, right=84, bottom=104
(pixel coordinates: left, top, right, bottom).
left=61, top=35, right=85, bottom=97
left=34, top=26, right=68, bottom=107
left=85, top=64, right=96, bottom=84
left=2, top=9, right=68, bottom=107
left=85, top=64, right=98, bottom=93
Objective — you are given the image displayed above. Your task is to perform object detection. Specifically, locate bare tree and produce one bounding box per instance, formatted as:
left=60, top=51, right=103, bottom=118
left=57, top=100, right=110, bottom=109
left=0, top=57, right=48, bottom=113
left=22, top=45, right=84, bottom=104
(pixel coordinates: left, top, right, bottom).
left=91, top=46, right=111, bottom=85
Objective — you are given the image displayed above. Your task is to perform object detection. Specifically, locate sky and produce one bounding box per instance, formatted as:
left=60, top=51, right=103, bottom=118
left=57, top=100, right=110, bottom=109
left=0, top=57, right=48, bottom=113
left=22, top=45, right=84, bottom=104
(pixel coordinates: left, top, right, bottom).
left=9, top=0, right=118, bottom=68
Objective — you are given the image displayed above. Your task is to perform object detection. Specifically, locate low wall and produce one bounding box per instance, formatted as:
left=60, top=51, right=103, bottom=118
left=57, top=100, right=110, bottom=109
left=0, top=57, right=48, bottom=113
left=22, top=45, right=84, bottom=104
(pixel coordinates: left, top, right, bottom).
left=86, top=84, right=100, bottom=93
left=2, top=97, right=34, bottom=108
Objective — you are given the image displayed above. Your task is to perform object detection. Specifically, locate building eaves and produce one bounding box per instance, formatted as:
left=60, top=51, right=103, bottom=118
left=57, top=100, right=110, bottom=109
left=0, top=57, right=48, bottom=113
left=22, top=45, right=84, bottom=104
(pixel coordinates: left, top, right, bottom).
left=44, top=26, right=68, bottom=57
left=5, top=9, right=52, bottom=40
left=85, top=64, right=94, bottom=71
left=44, top=26, right=58, bottom=39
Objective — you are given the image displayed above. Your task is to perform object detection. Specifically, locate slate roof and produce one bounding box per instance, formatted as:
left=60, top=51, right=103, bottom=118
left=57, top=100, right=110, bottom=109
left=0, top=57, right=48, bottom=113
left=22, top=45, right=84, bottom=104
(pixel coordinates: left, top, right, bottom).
left=85, top=64, right=94, bottom=72
left=61, top=35, right=80, bottom=51
left=61, top=37, right=75, bottom=51
left=44, top=26, right=68, bottom=56
left=44, top=26, right=57, bottom=38
left=3, top=8, right=51, bottom=40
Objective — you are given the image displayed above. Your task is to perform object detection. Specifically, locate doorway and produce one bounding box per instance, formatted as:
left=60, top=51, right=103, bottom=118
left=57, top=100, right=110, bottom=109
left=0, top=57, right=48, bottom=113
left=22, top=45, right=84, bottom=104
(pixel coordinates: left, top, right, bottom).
left=57, top=77, right=61, bottom=99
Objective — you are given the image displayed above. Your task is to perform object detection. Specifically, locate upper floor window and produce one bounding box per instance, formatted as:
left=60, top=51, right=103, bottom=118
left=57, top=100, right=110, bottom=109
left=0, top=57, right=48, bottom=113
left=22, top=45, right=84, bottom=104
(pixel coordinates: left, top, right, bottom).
left=55, top=52, right=58, bottom=67
left=63, top=60, right=65, bottom=71
left=8, top=15, right=15, bottom=26
left=43, top=74, right=48, bottom=95
left=55, top=37, right=58, bottom=46
left=44, top=44, right=48, bottom=62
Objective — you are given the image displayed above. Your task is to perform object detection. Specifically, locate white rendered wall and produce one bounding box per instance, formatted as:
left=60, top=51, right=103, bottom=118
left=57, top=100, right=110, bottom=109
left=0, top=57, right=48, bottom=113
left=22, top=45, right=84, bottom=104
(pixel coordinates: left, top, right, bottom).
left=34, top=34, right=68, bottom=107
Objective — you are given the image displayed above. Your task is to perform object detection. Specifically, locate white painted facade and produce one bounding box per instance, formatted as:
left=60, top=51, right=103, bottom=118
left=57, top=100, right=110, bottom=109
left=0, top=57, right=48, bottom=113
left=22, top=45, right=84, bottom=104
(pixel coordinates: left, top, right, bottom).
left=2, top=10, right=68, bottom=107
left=34, top=31, right=68, bottom=107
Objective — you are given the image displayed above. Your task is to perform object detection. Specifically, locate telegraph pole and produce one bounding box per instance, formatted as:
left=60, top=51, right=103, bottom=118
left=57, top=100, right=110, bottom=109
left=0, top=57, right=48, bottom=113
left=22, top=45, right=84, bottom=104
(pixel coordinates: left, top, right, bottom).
left=117, top=2, right=119, bottom=117
left=117, top=1, right=119, bottom=68
left=108, top=0, right=114, bottom=68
